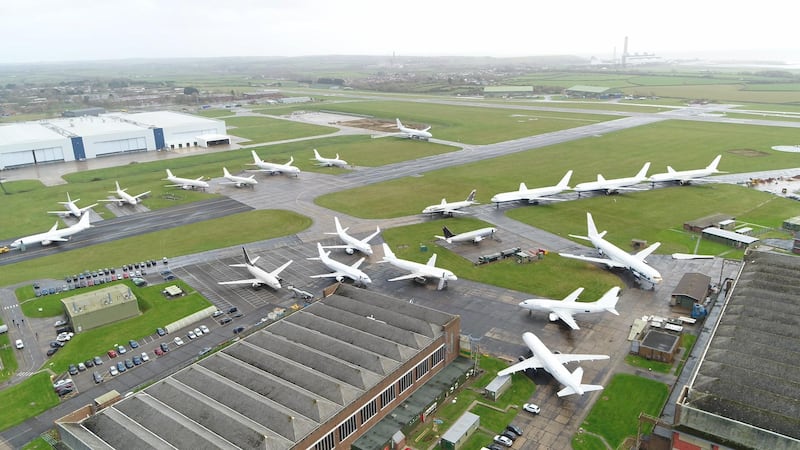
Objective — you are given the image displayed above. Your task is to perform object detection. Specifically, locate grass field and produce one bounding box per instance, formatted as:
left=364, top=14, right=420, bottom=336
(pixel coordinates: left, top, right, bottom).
left=222, top=115, right=337, bottom=143
left=255, top=100, right=617, bottom=145
left=572, top=374, right=669, bottom=450
left=1, top=210, right=312, bottom=286
left=40, top=279, right=211, bottom=374
left=0, top=372, right=59, bottom=431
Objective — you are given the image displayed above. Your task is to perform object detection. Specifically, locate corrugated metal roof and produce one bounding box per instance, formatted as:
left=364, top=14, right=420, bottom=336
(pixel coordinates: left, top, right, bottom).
left=701, top=227, right=760, bottom=244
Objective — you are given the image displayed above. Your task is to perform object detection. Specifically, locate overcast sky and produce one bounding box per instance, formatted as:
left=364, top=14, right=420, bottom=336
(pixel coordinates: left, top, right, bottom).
left=2, top=0, right=797, bottom=64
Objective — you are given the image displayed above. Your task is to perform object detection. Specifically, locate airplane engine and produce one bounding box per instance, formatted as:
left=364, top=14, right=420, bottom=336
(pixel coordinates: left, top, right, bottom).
left=335, top=275, right=345, bottom=282
left=345, top=247, right=355, bottom=255
left=251, top=282, right=261, bottom=288
left=549, top=313, right=559, bottom=322
left=42, top=240, right=52, bottom=246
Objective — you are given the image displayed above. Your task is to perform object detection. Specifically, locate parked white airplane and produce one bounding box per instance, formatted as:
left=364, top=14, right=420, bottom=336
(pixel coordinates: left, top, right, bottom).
left=48, top=192, right=98, bottom=218
left=519, top=286, right=621, bottom=330
left=559, top=212, right=663, bottom=287
left=436, top=226, right=497, bottom=244
left=163, top=169, right=210, bottom=190
left=98, top=181, right=151, bottom=206
left=249, top=150, right=301, bottom=176
left=220, top=167, right=258, bottom=188
left=218, top=247, right=292, bottom=290
left=322, top=217, right=381, bottom=255
left=498, top=332, right=609, bottom=397
left=396, top=118, right=432, bottom=140
left=649, top=155, right=724, bottom=185
left=308, top=242, right=371, bottom=285
left=491, top=170, right=573, bottom=206
left=311, top=149, right=348, bottom=168
left=574, top=162, right=650, bottom=196
left=380, top=243, right=457, bottom=290
left=10, top=213, right=92, bottom=250
left=422, top=189, right=478, bottom=216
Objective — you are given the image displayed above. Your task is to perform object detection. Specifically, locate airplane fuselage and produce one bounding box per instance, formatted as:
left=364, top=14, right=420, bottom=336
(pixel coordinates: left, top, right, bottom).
left=11, top=217, right=91, bottom=249
left=574, top=176, right=643, bottom=194
left=649, top=168, right=715, bottom=184
left=339, top=233, right=373, bottom=255
left=444, top=227, right=497, bottom=244
left=592, top=236, right=662, bottom=285
left=382, top=256, right=457, bottom=281
left=491, top=186, right=565, bottom=204
left=247, top=264, right=281, bottom=290
left=522, top=332, right=586, bottom=396
left=422, top=200, right=473, bottom=215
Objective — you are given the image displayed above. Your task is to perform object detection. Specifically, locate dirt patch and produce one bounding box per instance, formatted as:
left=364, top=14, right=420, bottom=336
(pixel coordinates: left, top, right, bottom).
left=728, top=148, right=769, bottom=157
left=339, top=118, right=398, bottom=132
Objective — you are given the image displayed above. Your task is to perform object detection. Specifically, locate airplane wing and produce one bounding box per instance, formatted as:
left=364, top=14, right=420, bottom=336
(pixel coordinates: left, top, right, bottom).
left=270, top=260, right=293, bottom=277
left=497, top=356, right=545, bottom=376
left=218, top=279, right=260, bottom=285
left=310, top=272, right=343, bottom=279
left=321, top=244, right=354, bottom=251
left=47, top=210, right=70, bottom=217
left=443, top=209, right=470, bottom=215
left=350, top=257, right=366, bottom=269
left=613, top=186, right=646, bottom=191
left=559, top=253, right=628, bottom=269
left=388, top=273, right=425, bottom=282
left=134, top=191, right=151, bottom=199
left=525, top=196, right=569, bottom=203
left=98, top=198, right=125, bottom=203
left=553, top=354, right=610, bottom=365
left=634, top=242, right=661, bottom=261
left=550, top=309, right=581, bottom=330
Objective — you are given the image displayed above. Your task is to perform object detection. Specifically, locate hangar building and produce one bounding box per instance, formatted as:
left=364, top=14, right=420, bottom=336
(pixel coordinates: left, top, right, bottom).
left=61, top=285, right=140, bottom=333
left=56, top=284, right=461, bottom=450
left=673, top=251, right=800, bottom=450
left=0, top=111, right=227, bottom=168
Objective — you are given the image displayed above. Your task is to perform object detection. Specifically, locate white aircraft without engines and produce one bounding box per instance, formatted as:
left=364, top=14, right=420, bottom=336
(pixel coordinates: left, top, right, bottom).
left=559, top=212, right=663, bottom=287
left=311, top=149, right=348, bottom=168
left=163, top=169, right=210, bottom=190
left=519, top=286, right=621, bottom=330
left=322, top=217, right=381, bottom=255
left=98, top=181, right=151, bottom=206
left=396, top=118, right=432, bottom=140
left=648, top=155, right=724, bottom=186
left=48, top=192, right=98, bottom=218
left=491, top=170, right=573, bottom=206
left=380, top=243, right=457, bottom=290
left=422, top=189, right=478, bottom=216
left=218, top=247, right=292, bottom=290
left=249, top=150, right=301, bottom=176
left=308, top=243, right=371, bottom=286
left=436, top=226, right=497, bottom=244
left=574, top=162, right=650, bottom=196
left=498, top=332, right=609, bottom=397
left=220, top=167, right=258, bottom=188
left=10, top=213, right=92, bottom=250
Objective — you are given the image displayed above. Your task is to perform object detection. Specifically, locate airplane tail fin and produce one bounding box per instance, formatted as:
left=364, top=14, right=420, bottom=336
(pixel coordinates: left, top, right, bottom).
left=287, top=156, right=294, bottom=165
left=165, top=169, right=174, bottom=179
left=558, top=170, right=573, bottom=189
left=115, top=181, right=122, bottom=192
left=598, top=286, right=621, bottom=315
left=381, top=243, right=396, bottom=260
left=314, top=149, right=321, bottom=159
left=66, top=192, right=73, bottom=203
left=396, top=118, right=403, bottom=129
left=49, top=222, right=60, bottom=232
left=251, top=150, right=261, bottom=163
left=586, top=212, right=599, bottom=238
left=556, top=367, right=605, bottom=397
left=636, top=162, right=651, bottom=180
left=426, top=253, right=438, bottom=266
left=242, top=247, right=256, bottom=266
left=223, top=167, right=231, bottom=177
left=596, top=174, right=606, bottom=182
left=518, top=182, right=528, bottom=192
left=334, top=217, right=345, bottom=234
left=666, top=166, right=676, bottom=173
left=76, top=212, right=92, bottom=228
left=707, top=154, right=722, bottom=171
left=442, top=226, right=455, bottom=239
left=466, top=189, right=477, bottom=203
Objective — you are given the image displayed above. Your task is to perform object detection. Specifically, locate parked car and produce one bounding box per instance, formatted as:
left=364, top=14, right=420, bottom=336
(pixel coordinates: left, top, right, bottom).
left=140, top=352, right=150, bottom=362
left=93, top=356, right=103, bottom=365
left=109, top=366, right=119, bottom=376
left=54, top=319, right=68, bottom=327
left=46, top=347, right=59, bottom=356
left=523, top=403, right=540, bottom=414
left=506, top=425, right=523, bottom=437
left=194, top=327, right=203, bottom=336
left=53, top=379, right=73, bottom=389
left=128, top=339, right=140, bottom=349
left=93, top=372, right=104, bottom=384
left=132, top=355, right=142, bottom=365
left=160, top=342, right=170, bottom=353
left=187, top=330, right=197, bottom=340
left=77, top=362, right=87, bottom=371
left=156, top=327, right=166, bottom=336
left=107, top=349, right=118, bottom=358
left=233, top=326, right=245, bottom=334
left=493, top=435, right=513, bottom=447
left=228, top=307, right=238, bottom=314
left=219, top=317, right=232, bottom=325
left=198, top=347, right=212, bottom=356
left=116, top=344, right=127, bottom=354
left=68, top=364, right=78, bottom=375
left=212, top=310, right=224, bottom=317
left=154, top=347, right=165, bottom=356
left=124, top=358, right=134, bottom=369
left=116, top=362, right=126, bottom=373
left=173, top=337, right=185, bottom=346
left=199, top=325, right=210, bottom=334
left=500, top=431, right=517, bottom=442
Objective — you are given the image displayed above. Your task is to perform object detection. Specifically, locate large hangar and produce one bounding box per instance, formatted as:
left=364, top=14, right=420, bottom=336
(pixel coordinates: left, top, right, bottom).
left=56, top=284, right=461, bottom=450
left=674, top=251, right=800, bottom=450
left=0, top=111, right=227, bottom=168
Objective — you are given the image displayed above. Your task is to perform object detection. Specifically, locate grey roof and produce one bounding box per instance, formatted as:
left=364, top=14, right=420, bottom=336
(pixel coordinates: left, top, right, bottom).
left=685, top=251, right=800, bottom=440
left=701, top=227, right=760, bottom=244
left=672, top=272, right=710, bottom=302
left=441, top=412, right=479, bottom=442
left=60, top=284, right=454, bottom=450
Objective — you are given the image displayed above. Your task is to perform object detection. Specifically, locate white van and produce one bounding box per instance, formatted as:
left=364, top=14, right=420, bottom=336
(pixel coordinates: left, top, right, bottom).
left=15, top=339, right=24, bottom=349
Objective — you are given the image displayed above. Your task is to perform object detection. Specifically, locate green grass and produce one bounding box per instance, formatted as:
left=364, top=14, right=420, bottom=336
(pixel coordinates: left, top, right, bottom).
left=675, top=333, right=698, bottom=376
left=571, top=432, right=610, bottom=450
left=0, top=372, right=59, bottom=431
left=44, top=280, right=211, bottom=374
left=382, top=218, right=620, bottom=298
left=256, top=100, right=617, bottom=145
left=223, top=115, right=337, bottom=143
left=624, top=355, right=673, bottom=374
left=2, top=209, right=312, bottom=286
left=575, top=374, right=669, bottom=449
left=21, top=436, right=54, bottom=450
left=0, top=328, right=20, bottom=381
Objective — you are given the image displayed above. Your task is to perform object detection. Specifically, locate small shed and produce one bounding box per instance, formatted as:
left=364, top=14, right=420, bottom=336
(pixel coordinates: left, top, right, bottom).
left=684, top=214, right=735, bottom=233
left=701, top=227, right=760, bottom=248
left=440, top=412, right=480, bottom=450
left=670, top=273, right=711, bottom=310
left=638, top=330, right=680, bottom=363
left=484, top=374, right=511, bottom=401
